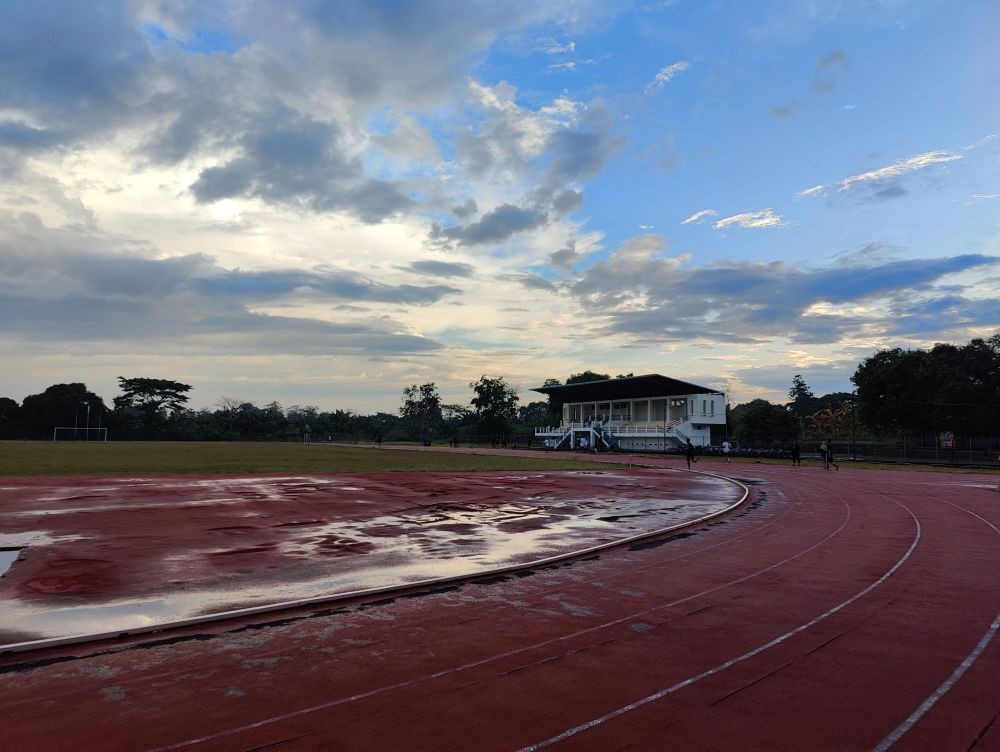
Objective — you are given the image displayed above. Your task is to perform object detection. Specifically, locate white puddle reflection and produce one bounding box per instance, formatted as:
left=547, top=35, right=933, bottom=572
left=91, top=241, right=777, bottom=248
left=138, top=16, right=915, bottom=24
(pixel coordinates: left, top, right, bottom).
left=0, top=475, right=738, bottom=644
left=0, top=550, right=19, bottom=577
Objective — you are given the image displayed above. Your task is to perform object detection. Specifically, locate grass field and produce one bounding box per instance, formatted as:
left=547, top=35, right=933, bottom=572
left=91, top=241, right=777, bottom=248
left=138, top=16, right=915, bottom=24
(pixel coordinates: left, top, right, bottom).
left=2, top=441, right=993, bottom=478
left=0, top=441, right=604, bottom=476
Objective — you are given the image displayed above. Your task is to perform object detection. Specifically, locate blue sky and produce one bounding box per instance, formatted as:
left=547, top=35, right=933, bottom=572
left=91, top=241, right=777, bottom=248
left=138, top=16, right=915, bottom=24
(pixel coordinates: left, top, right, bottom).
left=0, top=1, right=997, bottom=412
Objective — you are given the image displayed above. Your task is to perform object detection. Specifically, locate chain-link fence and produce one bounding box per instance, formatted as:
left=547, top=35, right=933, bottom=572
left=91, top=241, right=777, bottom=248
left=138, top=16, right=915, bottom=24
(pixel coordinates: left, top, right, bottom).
left=697, top=434, right=1000, bottom=469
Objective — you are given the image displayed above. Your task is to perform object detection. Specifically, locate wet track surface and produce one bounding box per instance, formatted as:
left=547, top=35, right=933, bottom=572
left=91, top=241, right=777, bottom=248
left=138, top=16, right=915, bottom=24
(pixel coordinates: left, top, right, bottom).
left=0, top=468, right=737, bottom=644
left=1, top=452, right=999, bottom=751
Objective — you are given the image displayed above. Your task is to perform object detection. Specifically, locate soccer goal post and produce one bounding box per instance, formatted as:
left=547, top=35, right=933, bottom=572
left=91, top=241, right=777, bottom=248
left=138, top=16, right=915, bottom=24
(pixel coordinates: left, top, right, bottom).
left=52, top=427, right=109, bottom=442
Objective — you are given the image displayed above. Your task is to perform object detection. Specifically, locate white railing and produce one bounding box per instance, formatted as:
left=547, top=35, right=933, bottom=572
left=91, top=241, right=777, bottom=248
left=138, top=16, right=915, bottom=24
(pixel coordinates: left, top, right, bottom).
left=535, top=419, right=691, bottom=437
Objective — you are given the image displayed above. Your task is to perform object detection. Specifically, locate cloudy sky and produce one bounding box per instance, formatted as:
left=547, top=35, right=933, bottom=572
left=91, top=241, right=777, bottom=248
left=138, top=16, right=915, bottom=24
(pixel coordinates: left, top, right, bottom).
left=2, top=1, right=998, bottom=412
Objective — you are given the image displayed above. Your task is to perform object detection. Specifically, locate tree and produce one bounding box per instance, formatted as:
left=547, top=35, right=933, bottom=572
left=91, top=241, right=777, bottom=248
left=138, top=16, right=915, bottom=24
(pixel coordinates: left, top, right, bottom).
left=113, top=377, right=192, bottom=437
left=815, top=392, right=855, bottom=412
left=851, top=334, right=1000, bottom=434
left=258, top=402, right=288, bottom=439
left=210, top=401, right=288, bottom=441
left=731, top=399, right=799, bottom=446
left=852, top=346, right=956, bottom=432
left=469, top=375, right=519, bottom=435
left=441, top=403, right=473, bottom=430
left=566, top=370, right=610, bottom=384
left=116, top=377, right=190, bottom=414
left=324, top=409, right=362, bottom=437
left=0, top=397, right=19, bottom=437
left=19, top=383, right=107, bottom=439
left=517, top=401, right=550, bottom=427
left=401, top=383, right=443, bottom=440
left=786, top=375, right=818, bottom=417
left=215, top=397, right=242, bottom=435
left=538, top=378, right=564, bottom=424
left=285, top=405, right=318, bottom=440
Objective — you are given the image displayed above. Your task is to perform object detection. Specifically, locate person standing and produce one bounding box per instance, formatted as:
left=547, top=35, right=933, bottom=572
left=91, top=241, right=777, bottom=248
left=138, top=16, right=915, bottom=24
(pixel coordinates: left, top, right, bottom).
left=826, top=439, right=839, bottom=470
left=819, top=439, right=829, bottom=470
left=722, top=440, right=732, bottom=463
left=685, top=439, right=696, bottom=469
left=791, top=441, right=801, bottom=466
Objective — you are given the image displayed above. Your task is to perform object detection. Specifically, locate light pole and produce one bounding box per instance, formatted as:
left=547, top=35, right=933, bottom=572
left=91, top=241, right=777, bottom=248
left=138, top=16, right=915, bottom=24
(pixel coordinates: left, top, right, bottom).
left=849, top=393, right=857, bottom=461
left=83, top=401, right=91, bottom=440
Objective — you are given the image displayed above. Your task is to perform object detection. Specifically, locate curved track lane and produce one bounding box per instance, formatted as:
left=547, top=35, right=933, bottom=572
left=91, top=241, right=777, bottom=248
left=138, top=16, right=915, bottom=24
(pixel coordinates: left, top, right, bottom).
left=1, top=460, right=998, bottom=751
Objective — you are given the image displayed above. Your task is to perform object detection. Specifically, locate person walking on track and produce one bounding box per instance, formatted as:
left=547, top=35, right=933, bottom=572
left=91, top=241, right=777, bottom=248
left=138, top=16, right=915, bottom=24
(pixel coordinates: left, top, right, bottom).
left=826, top=439, right=839, bottom=470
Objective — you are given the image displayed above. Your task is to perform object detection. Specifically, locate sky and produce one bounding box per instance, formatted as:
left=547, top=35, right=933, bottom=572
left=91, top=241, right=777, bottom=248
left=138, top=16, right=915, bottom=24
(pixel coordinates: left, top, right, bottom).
left=1, top=0, right=998, bottom=414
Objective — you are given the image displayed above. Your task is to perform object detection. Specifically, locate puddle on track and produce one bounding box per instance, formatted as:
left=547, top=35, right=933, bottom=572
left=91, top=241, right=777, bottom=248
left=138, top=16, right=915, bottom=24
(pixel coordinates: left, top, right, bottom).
left=0, top=473, right=740, bottom=644
left=0, top=549, right=19, bottom=577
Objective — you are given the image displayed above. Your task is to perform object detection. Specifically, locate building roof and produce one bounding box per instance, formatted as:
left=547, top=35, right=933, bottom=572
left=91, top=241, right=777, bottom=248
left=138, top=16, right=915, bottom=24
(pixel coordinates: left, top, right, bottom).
left=531, top=374, right=720, bottom=402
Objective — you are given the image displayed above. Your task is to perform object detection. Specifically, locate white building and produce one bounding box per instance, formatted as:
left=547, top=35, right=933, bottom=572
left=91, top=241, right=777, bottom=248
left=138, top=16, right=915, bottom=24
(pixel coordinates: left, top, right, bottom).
left=533, top=374, right=726, bottom=451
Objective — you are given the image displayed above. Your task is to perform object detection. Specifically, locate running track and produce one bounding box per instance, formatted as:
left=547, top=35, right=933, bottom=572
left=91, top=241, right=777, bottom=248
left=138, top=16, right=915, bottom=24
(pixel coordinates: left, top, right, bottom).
left=2, top=458, right=998, bottom=751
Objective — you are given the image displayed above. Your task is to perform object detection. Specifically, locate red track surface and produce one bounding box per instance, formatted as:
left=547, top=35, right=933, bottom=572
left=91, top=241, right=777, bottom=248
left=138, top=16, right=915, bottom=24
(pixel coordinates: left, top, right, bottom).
left=2, top=455, right=999, bottom=751
left=0, top=468, right=736, bottom=645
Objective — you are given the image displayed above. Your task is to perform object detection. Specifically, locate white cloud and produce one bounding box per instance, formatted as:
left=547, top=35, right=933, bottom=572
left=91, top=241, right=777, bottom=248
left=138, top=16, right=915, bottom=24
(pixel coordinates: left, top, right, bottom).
left=569, top=241, right=999, bottom=349
left=966, top=192, right=1000, bottom=205
left=645, top=61, right=691, bottom=95
left=963, top=133, right=996, bottom=151
left=796, top=185, right=827, bottom=199
left=541, top=39, right=575, bottom=55
left=370, top=115, right=441, bottom=163
left=680, top=208, right=717, bottom=225
left=539, top=96, right=581, bottom=118
left=546, top=57, right=602, bottom=73
left=714, top=208, right=790, bottom=229
left=839, top=150, right=962, bottom=191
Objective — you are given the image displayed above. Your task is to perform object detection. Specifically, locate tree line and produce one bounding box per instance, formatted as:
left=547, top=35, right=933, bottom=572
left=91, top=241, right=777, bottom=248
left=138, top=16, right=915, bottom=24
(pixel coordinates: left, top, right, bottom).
left=0, top=375, right=547, bottom=443
left=729, top=333, right=1000, bottom=446
left=2, top=334, right=997, bottom=444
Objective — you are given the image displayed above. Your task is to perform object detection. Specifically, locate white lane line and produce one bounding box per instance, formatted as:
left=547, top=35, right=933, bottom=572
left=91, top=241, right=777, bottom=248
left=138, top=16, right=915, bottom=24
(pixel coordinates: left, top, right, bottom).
left=146, top=497, right=849, bottom=752
left=518, top=496, right=921, bottom=752
left=872, top=500, right=1000, bottom=751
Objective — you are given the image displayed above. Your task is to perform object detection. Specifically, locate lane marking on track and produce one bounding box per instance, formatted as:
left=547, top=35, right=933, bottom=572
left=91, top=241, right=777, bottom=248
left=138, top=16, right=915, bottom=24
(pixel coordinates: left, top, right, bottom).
left=872, top=499, right=1000, bottom=751
left=517, top=495, right=921, bottom=752
left=145, top=495, right=850, bottom=752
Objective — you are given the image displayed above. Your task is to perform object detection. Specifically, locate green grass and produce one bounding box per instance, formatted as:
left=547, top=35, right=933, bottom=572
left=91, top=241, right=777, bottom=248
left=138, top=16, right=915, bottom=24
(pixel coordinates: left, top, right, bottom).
left=0, top=441, right=603, bottom=476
